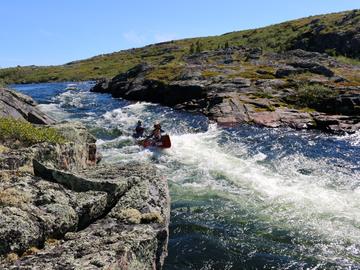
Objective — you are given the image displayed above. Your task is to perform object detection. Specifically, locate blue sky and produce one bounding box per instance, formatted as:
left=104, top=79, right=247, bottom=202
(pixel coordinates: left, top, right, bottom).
left=1, top=0, right=359, bottom=67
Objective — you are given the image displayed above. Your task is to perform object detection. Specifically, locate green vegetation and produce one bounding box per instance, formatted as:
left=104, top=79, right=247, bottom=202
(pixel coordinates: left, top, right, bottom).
left=0, top=9, right=359, bottom=84
left=201, top=70, right=221, bottom=78
left=146, top=63, right=184, bottom=82
left=254, top=90, right=274, bottom=99
left=0, top=117, right=65, bottom=147
left=287, top=83, right=337, bottom=108
left=335, top=56, right=360, bottom=66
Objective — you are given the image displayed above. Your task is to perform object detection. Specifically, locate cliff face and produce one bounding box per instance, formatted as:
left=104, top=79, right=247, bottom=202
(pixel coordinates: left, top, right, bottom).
left=91, top=49, right=360, bottom=134
left=0, top=89, right=170, bottom=269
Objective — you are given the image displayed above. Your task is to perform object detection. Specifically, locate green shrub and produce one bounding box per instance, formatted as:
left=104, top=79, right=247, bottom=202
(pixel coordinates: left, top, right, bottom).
left=146, top=64, right=183, bottom=82
left=0, top=117, right=65, bottom=147
left=292, top=83, right=336, bottom=107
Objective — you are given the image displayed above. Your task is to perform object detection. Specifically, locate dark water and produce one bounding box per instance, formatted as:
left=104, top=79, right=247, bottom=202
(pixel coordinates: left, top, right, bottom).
left=12, top=82, right=360, bottom=270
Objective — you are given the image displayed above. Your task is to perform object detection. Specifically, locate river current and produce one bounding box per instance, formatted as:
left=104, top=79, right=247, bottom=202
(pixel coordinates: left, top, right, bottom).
left=12, top=82, right=360, bottom=270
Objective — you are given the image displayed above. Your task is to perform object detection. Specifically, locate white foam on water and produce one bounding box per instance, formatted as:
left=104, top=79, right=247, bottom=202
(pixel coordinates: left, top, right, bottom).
left=336, top=130, right=360, bottom=146
left=37, top=104, right=70, bottom=121
left=53, top=90, right=94, bottom=108
left=101, top=108, right=139, bottom=127
left=163, top=124, right=360, bottom=263
left=98, top=102, right=156, bottom=128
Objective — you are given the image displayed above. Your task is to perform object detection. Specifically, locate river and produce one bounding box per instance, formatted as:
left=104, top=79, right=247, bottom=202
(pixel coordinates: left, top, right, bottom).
left=12, top=82, right=360, bottom=270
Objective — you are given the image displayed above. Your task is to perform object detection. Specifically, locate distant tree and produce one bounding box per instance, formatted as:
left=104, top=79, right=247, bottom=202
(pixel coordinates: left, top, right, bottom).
left=189, top=43, right=195, bottom=54
left=195, top=41, right=202, bottom=53
left=224, top=41, right=230, bottom=49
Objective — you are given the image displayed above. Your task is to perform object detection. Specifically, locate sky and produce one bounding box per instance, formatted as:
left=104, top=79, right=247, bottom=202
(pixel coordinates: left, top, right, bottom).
left=0, top=0, right=359, bottom=68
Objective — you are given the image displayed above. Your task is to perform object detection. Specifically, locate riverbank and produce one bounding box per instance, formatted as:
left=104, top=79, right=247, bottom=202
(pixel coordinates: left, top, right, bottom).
left=91, top=49, right=360, bottom=135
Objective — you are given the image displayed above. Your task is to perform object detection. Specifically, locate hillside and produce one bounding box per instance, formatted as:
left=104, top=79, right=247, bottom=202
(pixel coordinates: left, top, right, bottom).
left=0, top=9, right=359, bottom=84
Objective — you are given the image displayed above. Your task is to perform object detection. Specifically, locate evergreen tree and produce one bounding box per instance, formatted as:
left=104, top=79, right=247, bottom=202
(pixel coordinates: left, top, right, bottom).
left=189, top=43, right=195, bottom=54
left=195, top=41, right=202, bottom=53
left=224, top=41, right=229, bottom=49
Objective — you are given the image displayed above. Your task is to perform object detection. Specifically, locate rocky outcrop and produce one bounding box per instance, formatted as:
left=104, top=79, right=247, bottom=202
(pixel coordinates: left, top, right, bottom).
left=91, top=50, right=360, bottom=134
left=0, top=122, right=99, bottom=172
left=0, top=92, right=170, bottom=269
left=289, top=10, right=360, bottom=58
left=0, top=88, right=55, bottom=125
left=0, top=162, right=169, bottom=270
left=275, top=61, right=334, bottom=78
left=93, top=64, right=207, bottom=106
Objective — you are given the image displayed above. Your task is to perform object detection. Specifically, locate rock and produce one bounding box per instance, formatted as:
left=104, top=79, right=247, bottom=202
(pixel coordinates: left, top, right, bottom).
left=0, top=174, right=108, bottom=256
left=0, top=163, right=170, bottom=270
left=275, top=62, right=334, bottom=78
left=0, top=88, right=55, bottom=125
left=232, top=78, right=251, bottom=88
left=291, top=29, right=360, bottom=59
left=275, top=67, right=301, bottom=78
left=309, top=94, right=360, bottom=116
left=312, top=113, right=360, bottom=134
left=288, top=61, right=334, bottom=77
left=0, top=122, right=100, bottom=173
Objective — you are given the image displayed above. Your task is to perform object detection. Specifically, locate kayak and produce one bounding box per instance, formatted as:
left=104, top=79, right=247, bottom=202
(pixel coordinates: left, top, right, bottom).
left=139, top=135, right=171, bottom=149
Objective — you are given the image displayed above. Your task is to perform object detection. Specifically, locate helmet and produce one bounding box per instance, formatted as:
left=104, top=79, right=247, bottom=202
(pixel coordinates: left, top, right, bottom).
left=138, top=120, right=142, bottom=124
left=154, top=123, right=161, bottom=128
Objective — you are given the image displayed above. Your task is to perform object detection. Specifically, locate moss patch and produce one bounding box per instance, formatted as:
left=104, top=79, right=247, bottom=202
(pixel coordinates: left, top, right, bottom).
left=118, top=208, right=142, bottom=224
left=6, top=253, right=19, bottom=262
left=141, top=212, right=164, bottom=224
left=0, top=144, right=9, bottom=153
left=22, top=247, right=40, bottom=257
left=0, top=188, right=31, bottom=207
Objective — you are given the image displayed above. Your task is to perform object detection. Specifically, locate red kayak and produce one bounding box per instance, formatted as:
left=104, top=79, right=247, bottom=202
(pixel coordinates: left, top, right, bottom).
left=139, top=135, right=171, bottom=149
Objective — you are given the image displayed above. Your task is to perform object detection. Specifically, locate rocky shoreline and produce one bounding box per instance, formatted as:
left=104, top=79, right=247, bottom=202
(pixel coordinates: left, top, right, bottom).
left=91, top=49, right=360, bottom=134
left=0, top=88, right=170, bottom=269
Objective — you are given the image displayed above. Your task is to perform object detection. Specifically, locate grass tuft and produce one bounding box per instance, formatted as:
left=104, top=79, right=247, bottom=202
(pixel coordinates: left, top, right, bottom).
left=0, top=117, right=65, bottom=147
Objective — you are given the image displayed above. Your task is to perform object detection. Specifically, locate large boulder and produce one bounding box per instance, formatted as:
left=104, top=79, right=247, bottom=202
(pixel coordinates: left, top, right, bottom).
left=0, top=88, right=55, bottom=125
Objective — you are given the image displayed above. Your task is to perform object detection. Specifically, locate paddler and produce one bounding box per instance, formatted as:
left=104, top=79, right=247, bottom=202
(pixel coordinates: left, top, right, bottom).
left=148, top=123, right=164, bottom=142
left=134, top=120, right=145, bottom=138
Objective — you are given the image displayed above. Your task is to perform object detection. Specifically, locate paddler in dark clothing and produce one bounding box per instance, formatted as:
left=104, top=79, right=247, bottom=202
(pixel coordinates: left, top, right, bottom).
left=134, top=120, right=145, bottom=138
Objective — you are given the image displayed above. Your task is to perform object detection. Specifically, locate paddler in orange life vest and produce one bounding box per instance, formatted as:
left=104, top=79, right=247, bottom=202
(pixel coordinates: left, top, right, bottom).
left=148, top=123, right=164, bottom=142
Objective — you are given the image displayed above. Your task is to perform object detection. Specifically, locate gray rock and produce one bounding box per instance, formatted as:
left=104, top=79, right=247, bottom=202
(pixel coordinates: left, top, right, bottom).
left=0, top=163, right=170, bottom=270
left=0, top=88, right=55, bottom=125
